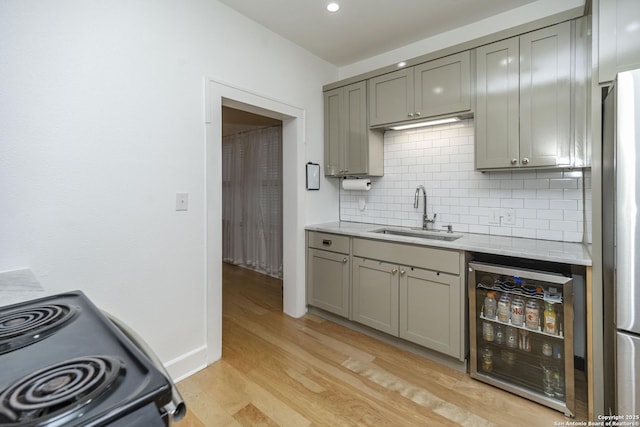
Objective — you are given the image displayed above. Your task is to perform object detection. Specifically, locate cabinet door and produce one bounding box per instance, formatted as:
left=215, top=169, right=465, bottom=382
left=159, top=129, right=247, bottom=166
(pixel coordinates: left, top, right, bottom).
left=352, top=258, right=399, bottom=335
left=368, top=69, right=414, bottom=126
left=519, top=22, right=572, bottom=168
left=307, top=248, right=350, bottom=317
left=323, top=87, right=342, bottom=176
left=343, top=81, right=368, bottom=175
left=475, top=38, right=520, bottom=169
left=414, top=51, right=471, bottom=118
left=599, top=0, right=640, bottom=83
left=399, top=267, right=461, bottom=358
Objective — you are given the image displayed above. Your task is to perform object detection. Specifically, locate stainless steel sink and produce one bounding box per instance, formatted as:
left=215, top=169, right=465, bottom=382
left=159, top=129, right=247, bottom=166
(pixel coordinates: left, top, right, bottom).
left=372, top=228, right=462, bottom=241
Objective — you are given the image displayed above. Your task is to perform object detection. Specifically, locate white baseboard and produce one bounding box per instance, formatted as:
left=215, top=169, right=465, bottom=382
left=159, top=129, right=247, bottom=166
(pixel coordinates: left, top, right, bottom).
left=164, top=345, right=209, bottom=382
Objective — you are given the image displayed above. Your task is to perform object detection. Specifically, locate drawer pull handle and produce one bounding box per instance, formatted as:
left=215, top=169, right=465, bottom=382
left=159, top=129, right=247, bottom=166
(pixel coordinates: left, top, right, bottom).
left=322, top=239, right=332, bottom=246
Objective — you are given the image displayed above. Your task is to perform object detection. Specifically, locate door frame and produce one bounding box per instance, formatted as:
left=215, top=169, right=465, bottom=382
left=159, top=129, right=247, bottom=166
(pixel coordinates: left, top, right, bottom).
left=204, top=77, right=307, bottom=364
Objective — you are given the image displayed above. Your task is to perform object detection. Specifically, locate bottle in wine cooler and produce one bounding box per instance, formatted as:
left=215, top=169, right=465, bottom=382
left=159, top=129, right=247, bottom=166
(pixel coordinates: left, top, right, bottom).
left=484, top=291, right=497, bottom=319
left=497, top=293, right=511, bottom=323
left=525, top=298, right=540, bottom=330
left=510, top=296, right=525, bottom=326
left=543, top=302, right=557, bottom=335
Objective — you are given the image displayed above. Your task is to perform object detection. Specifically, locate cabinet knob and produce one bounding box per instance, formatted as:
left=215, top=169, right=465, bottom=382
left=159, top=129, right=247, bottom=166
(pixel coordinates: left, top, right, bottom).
left=342, top=257, right=348, bottom=263
left=415, top=112, right=421, bottom=117
left=400, top=270, right=406, bottom=276
left=511, top=158, right=518, bottom=165
left=392, top=268, right=398, bottom=274
left=407, top=113, right=414, bottom=118
left=522, top=158, right=530, bottom=165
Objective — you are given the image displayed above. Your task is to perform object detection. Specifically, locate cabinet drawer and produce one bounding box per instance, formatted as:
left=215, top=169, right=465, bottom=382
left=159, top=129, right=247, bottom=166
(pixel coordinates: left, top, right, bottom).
left=308, top=231, right=350, bottom=254
left=353, top=238, right=460, bottom=275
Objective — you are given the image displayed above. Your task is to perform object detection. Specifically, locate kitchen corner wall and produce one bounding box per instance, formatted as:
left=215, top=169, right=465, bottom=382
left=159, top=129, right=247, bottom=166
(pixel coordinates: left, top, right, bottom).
left=340, top=119, right=592, bottom=244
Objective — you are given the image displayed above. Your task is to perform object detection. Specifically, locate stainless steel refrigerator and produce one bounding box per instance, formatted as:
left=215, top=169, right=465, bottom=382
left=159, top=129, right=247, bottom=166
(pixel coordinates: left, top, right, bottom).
left=603, top=68, right=640, bottom=415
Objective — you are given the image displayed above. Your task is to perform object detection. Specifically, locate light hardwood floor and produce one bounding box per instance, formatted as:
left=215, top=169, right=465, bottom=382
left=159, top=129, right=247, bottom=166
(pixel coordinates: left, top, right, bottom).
left=177, top=263, right=588, bottom=426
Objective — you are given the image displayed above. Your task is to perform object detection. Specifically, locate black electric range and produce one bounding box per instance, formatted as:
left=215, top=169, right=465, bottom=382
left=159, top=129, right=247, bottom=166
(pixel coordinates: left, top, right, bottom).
left=0, top=291, right=181, bottom=426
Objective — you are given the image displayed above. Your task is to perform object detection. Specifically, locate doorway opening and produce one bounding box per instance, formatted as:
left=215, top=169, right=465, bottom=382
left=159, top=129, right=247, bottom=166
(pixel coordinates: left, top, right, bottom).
left=221, top=106, right=283, bottom=279
left=204, top=79, right=307, bottom=364
left=220, top=107, right=284, bottom=354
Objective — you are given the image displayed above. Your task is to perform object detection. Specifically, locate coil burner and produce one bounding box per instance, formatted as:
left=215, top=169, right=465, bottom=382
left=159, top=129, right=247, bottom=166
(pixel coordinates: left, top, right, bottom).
left=0, top=304, right=78, bottom=355
left=0, top=356, right=123, bottom=426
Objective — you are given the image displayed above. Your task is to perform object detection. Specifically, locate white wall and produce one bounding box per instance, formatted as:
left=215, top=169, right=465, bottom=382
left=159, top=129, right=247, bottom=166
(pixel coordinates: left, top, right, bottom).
left=338, top=0, right=585, bottom=79
left=340, top=120, right=592, bottom=243
left=0, top=0, right=338, bottom=379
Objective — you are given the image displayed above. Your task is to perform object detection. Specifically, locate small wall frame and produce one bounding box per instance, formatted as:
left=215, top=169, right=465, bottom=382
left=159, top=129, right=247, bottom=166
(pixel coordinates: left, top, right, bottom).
left=306, top=162, right=320, bottom=190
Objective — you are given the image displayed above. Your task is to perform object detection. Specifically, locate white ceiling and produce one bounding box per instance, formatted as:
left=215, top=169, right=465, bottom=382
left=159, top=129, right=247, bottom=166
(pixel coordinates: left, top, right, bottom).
left=217, top=0, right=538, bottom=66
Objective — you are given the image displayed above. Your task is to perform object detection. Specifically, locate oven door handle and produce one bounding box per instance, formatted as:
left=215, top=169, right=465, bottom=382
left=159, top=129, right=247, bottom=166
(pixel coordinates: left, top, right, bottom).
left=102, top=311, right=187, bottom=424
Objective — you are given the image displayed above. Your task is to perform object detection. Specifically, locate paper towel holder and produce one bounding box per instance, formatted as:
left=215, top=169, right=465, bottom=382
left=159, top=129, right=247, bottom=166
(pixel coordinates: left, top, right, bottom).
left=306, top=162, right=320, bottom=190
left=341, top=177, right=372, bottom=191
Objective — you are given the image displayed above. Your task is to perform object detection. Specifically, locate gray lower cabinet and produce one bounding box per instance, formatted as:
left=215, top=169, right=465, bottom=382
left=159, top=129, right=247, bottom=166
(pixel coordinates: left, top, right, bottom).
left=352, top=258, right=399, bottom=335
left=475, top=21, right=574, bottom=169
left=307, top=232, right=350, bottom=317
left=351, top=238, right=465, bottom=360
left=399, top=267, right=461, bottom=358
left=307, top=232, right=466, bottom=360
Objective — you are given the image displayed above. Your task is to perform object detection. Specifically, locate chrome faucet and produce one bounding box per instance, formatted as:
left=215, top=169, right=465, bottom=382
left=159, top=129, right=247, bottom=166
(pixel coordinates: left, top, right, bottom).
left=414, top=185, right=436, bottom=230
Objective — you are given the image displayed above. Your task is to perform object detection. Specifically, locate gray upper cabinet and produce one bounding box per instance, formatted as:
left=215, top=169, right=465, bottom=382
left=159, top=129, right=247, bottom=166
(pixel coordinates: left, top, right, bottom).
left=475, top=22, right=572, bottom=170
left=368, top=68, right=414, bottom=126
left=598, top=0, right=640, bottom=83
left=414, top=52, right=471, bottom=119
left=324, top=81, right=383, bottom=177
left=368, top=51, right=471, bottom=127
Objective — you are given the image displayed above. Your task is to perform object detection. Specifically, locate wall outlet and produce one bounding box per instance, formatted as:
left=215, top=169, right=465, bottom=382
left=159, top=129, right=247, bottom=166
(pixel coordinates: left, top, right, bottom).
left=488, top=208, right=501, bottom=225
left=502, top=208, right=515, bottom=225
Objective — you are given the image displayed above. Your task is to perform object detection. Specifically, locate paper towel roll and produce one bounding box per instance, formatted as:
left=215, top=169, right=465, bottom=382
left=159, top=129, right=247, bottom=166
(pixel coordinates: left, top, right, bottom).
left=342, top=179, right=371, bottom=191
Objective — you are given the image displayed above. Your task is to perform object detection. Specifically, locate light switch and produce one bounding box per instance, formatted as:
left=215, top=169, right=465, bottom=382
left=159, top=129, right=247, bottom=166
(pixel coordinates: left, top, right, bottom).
left=176, top=193, right=189, bottom=211
left=488, top=208, right=500, bottom=225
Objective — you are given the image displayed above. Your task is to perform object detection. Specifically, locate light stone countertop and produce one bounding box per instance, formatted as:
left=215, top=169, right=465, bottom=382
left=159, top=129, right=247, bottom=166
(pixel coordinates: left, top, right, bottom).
left=305, top=221, right=592, bottom=266
left=0, top=269, right=47, bottom=308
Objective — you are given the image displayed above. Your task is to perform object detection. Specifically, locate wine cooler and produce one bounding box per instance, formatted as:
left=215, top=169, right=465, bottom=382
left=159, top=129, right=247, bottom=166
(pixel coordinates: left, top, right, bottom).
left=468, top=261, right=575, bottom=417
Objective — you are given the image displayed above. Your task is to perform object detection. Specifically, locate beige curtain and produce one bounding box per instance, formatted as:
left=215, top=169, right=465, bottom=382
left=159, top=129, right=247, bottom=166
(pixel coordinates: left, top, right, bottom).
left=222, top=126, right=282, bottom=278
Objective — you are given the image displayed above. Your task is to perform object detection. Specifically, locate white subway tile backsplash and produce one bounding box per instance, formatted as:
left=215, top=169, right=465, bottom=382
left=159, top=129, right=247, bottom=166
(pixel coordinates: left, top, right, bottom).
left=550, top=199, right=579, bottom=210
left=500, top=199, right=524, bottom=209
left=524, top=179, right=550, bottom=189
left=501, top=180, right=524, bottom=189
left=550, top=178, right=579, bottom=189
left=339, top=119, right=591, bottom=243
left=537, top=210, right=564, bottom=220
left=524, top=199, right=550, bottom=209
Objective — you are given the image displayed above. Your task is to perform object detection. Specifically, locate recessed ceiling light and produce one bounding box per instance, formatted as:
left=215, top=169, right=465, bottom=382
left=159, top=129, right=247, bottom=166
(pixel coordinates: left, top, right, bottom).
left=327, top=2, right=340, bottom=12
